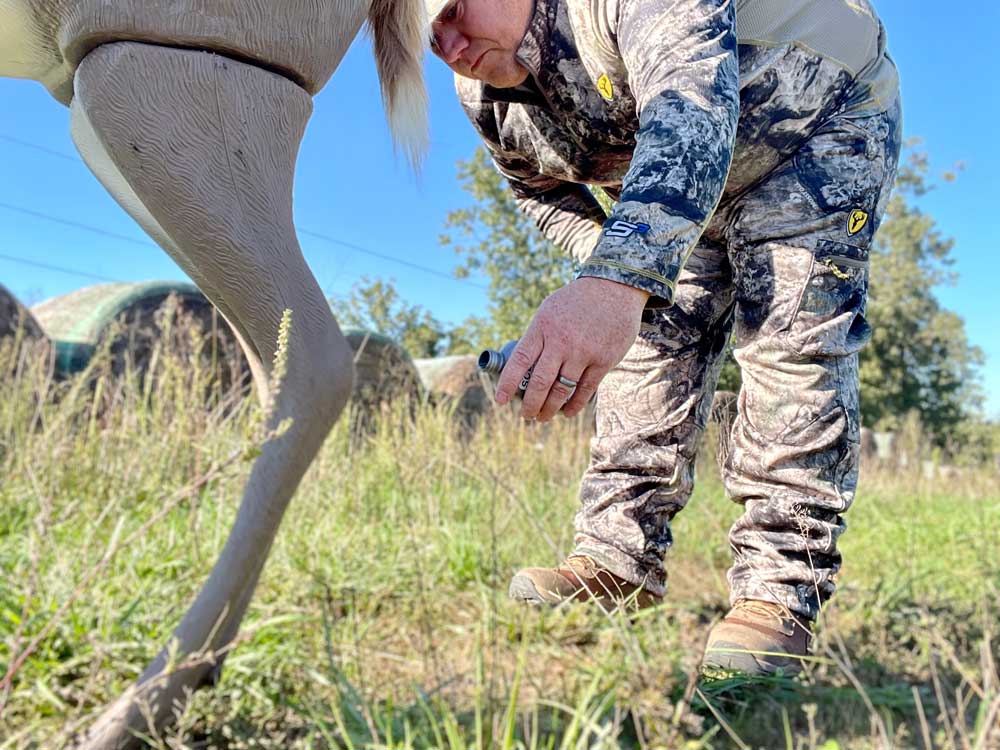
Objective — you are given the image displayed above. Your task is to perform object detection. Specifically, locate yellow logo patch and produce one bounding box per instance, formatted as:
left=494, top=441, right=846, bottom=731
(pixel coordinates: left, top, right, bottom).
left=848, top=209, right=869, bottom=236
left=597, top=74, right=614, bottom=101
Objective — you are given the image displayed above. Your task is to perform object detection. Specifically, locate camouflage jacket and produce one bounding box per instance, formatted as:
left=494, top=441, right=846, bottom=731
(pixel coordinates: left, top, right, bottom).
left=456, top=0, right=899, bottom=305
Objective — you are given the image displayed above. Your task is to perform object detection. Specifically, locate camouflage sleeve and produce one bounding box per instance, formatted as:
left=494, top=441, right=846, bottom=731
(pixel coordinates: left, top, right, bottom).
left=508, top=178, right=607, bottom=264
left=490, top=145, right=608, bottom=264
left=458, top=94, right=607, bottom=263
left=516, top=192, right=606, bottom=264
left=578, top=0, right=739, bottom=305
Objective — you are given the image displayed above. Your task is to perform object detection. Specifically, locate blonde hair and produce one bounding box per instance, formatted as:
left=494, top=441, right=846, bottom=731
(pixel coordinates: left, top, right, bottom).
left=425, top=0, right=451, bottom=21
left=368, top=0, right=432, bottom=168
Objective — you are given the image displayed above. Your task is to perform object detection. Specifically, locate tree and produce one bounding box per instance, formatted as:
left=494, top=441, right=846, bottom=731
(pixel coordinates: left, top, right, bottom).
left=859, top=141, right=984, bottom=446
left=330, top=277, right=448, bottom=358
left=441, top=148, right=577, bottom=352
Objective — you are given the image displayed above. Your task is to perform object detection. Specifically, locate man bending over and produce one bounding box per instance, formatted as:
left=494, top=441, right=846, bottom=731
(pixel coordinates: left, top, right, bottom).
left=429, top=0, right=901, bottom=675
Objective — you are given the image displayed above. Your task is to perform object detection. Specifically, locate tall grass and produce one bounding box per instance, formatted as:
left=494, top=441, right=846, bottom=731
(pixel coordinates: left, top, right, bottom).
left=0, top=322, right=997, bottom=749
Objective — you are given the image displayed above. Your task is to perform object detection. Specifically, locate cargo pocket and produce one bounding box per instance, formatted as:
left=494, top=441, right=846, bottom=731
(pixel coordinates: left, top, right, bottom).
left=791, top=239, right=871, bottom=357
left=792, top=112, right=891, bottom=244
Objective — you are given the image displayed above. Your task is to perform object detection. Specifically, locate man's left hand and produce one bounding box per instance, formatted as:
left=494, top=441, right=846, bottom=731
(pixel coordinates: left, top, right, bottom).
left=495, top=277, right=650, bottom=421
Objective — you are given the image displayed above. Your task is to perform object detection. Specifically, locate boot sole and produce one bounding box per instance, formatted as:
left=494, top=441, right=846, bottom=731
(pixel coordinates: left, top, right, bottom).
left=701, top=641, right=804, bottom=677
left=508, top=573, right=563, bottom=605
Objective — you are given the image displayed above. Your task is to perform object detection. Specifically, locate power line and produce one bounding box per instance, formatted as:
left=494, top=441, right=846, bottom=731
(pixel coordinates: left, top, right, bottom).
left=0, top=201, right=155, bottom=249
left=0, top=198, right=484, bottom=290
left=0, top=133, right=485, bottom=290
left=0, top=252, right=121, bottom=283
left=298, top=228, right=484, bottom=288
left=0, top=134, right=80, bottom=163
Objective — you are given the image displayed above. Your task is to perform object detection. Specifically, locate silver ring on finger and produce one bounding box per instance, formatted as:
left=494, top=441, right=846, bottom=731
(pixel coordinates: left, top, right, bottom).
left=557, top=375, right=578, bottom=388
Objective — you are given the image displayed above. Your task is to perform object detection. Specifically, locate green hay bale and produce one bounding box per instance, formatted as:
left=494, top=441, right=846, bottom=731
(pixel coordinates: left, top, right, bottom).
left=413, top=354, right=492, bottom=424
left=1, top=283, right=46, bottom=342
left=29, top=282, right=421, bottom=424
left=0, top=282, right=52, bottom=373
left=343, top=328, right=424, bottom=432
left=31, top=281, right=249, bottom=394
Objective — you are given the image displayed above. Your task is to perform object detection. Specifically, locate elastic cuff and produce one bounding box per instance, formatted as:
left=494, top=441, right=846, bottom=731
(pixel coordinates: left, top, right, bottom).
left=576, top=260, right=674, bottom=308
left=574, top=539, right=667, bottom=597
left=728, top=582, right=821, bottom=621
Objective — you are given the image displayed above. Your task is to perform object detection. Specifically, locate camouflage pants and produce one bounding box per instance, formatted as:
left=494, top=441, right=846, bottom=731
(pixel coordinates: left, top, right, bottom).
left=574, top=97, right=902, bottom=619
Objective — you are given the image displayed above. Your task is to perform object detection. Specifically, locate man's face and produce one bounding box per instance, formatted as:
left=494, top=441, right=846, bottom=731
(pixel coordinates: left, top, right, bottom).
left=430, top=0, right=533, bottom=88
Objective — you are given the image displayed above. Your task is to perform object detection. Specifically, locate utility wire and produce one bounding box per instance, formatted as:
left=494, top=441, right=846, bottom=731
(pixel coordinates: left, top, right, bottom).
left=298, top=228, right=483, bottom=288
left=0, top=133, right=485, bottom=290
left=0, top=134, right=79, bottom=163
left=0, top=201, right=155, bottom=249
left=0, top=252, right=121, bottom=283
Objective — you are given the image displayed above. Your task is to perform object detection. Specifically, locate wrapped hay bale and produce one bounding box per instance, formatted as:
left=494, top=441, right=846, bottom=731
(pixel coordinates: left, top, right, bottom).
left=343, top=328, right=424, bottom=433
left=0, top=282, right=52, bottom=373
left=710, top=390, right=737, bottom=426
left=860, top=427, right=878, bottom=465
left=415, top=353, right=604, bottom=430
left=413, top=354, right=492, bottom=424
left=31, top=281, right=249, bottom=396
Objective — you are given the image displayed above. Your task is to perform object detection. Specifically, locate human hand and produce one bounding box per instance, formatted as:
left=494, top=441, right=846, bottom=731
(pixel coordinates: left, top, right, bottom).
left=495, top=277, right=649, bottom=421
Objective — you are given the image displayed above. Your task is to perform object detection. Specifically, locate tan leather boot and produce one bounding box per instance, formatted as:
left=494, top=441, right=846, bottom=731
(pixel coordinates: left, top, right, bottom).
left=701, top=599, right=813, bottom=676
left=508, top=555, right=662, bottom=611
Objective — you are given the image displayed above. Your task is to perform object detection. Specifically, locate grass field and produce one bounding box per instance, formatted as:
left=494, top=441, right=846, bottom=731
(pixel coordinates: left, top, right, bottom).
left=1, top=330, right=998, bottom=749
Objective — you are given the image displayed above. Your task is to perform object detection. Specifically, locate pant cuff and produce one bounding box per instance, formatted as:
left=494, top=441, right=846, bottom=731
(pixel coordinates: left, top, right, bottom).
left=729, top=580, right=822, bottom=621
left=574, top=538, right=667, bottom=597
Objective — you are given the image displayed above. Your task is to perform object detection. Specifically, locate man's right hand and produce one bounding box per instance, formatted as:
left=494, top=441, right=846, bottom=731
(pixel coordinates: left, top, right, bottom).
left=495, top=276, right=648, bottom=422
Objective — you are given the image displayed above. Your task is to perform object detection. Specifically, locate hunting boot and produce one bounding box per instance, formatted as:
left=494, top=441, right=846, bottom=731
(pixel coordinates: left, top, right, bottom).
left=508, top=555, right=663, bottom=611
left=701, top=599, right=813, bottom=676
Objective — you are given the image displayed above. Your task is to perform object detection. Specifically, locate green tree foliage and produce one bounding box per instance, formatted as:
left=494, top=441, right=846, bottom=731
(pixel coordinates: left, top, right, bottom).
left=330, top=276, right=448, bottom=358
left=441, top=148, right=577, bottom=352
left=715, top=348, right=742, bottom=394
left=860, top=142, right=984, bottom=445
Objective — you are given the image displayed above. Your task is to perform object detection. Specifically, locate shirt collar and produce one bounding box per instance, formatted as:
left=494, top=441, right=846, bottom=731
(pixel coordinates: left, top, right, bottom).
left=514, top=0, right=548, bottom=78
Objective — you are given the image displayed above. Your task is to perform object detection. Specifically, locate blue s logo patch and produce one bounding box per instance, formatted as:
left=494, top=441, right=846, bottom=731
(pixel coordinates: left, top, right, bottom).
left=604, top=220, right=650, bottom=239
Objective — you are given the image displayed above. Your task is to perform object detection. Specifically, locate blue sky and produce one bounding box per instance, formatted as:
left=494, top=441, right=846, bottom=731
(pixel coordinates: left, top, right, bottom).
left=1, top=0, right=997, bottom=415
